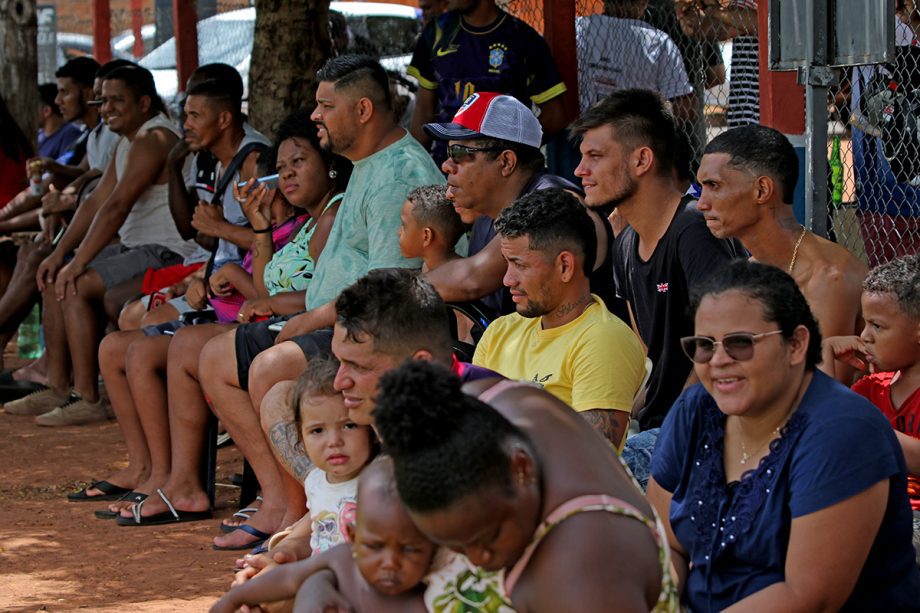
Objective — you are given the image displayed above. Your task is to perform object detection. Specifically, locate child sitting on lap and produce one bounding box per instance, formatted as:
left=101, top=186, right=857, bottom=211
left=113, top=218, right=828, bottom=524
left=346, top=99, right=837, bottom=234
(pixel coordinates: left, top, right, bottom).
left=210, top=458, right=436, bottom=613
left=236, top=356, right=377, bottom=581
left=398, top=184, right=467, bottom=273
left=823, top=254, right=920, bottom=560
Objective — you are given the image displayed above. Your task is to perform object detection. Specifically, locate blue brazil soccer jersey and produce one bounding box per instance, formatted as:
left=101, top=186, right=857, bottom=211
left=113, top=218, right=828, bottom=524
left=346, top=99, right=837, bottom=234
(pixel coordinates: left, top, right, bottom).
left=409, top=10, right=566, bottom=128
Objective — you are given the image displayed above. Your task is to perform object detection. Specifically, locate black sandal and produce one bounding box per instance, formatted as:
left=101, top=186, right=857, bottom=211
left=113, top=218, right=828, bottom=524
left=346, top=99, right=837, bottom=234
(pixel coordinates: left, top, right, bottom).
left=94, top=491, right=148, bottom=519
left=67, top=480, right=133, bottom=502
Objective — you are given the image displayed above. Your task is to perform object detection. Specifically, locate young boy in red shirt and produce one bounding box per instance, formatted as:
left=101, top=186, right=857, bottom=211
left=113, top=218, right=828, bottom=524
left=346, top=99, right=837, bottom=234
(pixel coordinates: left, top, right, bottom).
left=823, top=253, right=920, bottom=561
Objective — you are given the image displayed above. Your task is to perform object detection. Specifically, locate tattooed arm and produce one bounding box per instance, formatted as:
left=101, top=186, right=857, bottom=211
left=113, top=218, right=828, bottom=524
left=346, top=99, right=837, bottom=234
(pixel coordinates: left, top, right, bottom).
left=261, top=380, right=314, bottom=482
left=268, top=420, right=314, bottom=482
left=581, top=409, right=630, bottom=449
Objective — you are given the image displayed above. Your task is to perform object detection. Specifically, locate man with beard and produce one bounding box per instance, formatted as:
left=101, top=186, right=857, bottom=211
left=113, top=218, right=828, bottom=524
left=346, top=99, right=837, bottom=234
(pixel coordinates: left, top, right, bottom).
left=571, top=89, right=741, bottom=435
left=423, top=92, right=624, bottom=320
left=471, top=188, right=646, bottom=447
left=143, top=55, right=444, bottom=550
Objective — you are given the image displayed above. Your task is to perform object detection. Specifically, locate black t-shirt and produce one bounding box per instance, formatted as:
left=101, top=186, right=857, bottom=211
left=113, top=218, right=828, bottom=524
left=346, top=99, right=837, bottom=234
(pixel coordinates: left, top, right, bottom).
left=613, top=196, right=742, bottom=430
left=466, top=171, right=625, bottom=317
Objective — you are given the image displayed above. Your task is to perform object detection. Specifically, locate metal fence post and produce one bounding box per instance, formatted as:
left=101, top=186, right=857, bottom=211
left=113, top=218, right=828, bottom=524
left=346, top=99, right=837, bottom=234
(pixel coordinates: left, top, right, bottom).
left=802, top=0, right=832, bottom=237
left=542, top=0, right=580, bottom=122
left=173, top=0, right=199, bottom=95
left=91, top=0, right=112, bottom=63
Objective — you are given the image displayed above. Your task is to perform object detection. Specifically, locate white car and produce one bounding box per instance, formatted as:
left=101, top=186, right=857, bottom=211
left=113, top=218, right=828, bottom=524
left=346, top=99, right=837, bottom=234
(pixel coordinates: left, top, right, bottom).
left=113, top=24, right=157, bottom=58
left=139, top=2, right=420, bottom=104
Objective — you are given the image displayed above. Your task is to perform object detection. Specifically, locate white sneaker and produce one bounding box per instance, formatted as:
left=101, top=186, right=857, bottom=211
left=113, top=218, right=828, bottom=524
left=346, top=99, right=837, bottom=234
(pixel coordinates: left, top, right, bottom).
left=4, top=387, right=66, bottom=416
left=35, top=393, right=109, bottom=427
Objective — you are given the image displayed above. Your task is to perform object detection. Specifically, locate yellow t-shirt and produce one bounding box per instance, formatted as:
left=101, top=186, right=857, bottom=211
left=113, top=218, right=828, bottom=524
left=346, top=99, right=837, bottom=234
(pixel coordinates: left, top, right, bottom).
left=473, top=295, right=646, bottom=413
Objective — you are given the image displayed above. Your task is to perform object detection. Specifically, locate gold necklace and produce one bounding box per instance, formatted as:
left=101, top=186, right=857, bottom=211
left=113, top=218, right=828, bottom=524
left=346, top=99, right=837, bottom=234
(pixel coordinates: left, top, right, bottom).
left=787, top=226, right=807, bottom=274
left=736, top=397, right=801, bottom=465
left=739, top=423, right=784, bottom=465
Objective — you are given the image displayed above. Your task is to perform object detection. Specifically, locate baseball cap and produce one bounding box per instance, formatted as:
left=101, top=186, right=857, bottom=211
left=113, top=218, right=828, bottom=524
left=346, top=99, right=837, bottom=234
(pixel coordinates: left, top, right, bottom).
left=423, top=92, right=543, bottom=149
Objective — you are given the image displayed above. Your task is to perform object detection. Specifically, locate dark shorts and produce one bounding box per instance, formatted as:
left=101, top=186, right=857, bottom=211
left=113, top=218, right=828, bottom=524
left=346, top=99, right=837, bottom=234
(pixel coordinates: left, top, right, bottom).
left=234, top=315, right=333, bottom=391
left=141, top=310, right=219, bottom=337
left=88, top=244, right=182, bottom=289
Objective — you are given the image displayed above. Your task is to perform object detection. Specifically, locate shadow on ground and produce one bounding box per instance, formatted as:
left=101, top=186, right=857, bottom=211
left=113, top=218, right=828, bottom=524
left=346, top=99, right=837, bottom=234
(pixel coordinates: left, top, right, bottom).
left=0, top=409, right=247, bottom=612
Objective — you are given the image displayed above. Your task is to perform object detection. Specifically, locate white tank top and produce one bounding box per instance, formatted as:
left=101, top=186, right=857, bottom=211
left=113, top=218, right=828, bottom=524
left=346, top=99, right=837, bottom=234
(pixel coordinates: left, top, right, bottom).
left=114, top=113, right=197, bottom=258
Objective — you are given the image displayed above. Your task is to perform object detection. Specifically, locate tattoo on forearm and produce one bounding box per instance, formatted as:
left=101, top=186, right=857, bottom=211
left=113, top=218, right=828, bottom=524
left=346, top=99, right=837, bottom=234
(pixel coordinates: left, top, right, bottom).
left=581, top=409, right=625, bottom=446
left=268, top=421, right=313, bottom=482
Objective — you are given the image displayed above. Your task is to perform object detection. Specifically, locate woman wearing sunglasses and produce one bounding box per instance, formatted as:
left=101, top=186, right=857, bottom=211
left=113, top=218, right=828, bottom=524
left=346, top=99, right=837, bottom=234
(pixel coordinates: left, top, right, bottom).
left=647, top=259, right=920, bottom=612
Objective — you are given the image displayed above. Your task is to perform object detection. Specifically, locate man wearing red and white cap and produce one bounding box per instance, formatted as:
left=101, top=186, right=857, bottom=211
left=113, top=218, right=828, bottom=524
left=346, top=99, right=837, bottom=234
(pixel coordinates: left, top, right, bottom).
left=407, top=0, right=569, bottom=167
left=424, top=92, right=626, bottom=322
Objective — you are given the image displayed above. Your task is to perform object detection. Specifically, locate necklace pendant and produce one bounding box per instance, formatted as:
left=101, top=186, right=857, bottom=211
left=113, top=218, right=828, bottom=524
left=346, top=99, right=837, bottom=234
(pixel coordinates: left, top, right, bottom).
left=740, top=454, right=748, bottom=465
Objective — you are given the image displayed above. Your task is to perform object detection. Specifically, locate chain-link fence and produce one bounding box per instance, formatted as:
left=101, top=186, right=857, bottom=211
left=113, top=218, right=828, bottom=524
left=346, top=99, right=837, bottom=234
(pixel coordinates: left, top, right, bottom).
left=501, top=0, right=756, bottom=180
left=501, top=1, right=918, bottom=267
left=38, top=2, right=920, bottom=267
left=827, top=17, right=920, bottom=267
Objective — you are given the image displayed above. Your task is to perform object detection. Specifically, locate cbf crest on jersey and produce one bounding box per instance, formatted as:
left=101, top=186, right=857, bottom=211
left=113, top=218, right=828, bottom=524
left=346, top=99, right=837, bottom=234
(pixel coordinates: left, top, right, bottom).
left=488, top=43, right=508, bottom=73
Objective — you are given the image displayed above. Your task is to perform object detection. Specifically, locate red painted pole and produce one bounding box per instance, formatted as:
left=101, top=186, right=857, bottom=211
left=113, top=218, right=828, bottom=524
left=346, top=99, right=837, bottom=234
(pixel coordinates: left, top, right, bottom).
left=173, top=0, right=199, bottom=94
left=757, top=0, right=805, bottom=134
left=542, top=0, right=579, bottom=121
left=131, top=0, right=145, bottom=58
left=92, top=0, right=112, bottom=63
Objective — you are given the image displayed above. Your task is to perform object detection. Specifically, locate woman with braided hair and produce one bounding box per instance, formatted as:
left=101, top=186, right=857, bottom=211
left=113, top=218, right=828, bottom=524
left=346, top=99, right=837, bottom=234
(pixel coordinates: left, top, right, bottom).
left=372, top=360, right=680, bottom=613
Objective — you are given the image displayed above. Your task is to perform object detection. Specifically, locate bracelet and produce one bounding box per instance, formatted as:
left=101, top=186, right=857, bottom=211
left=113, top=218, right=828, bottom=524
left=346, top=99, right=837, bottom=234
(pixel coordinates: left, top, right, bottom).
left=253, top=226, right=272, bottom=234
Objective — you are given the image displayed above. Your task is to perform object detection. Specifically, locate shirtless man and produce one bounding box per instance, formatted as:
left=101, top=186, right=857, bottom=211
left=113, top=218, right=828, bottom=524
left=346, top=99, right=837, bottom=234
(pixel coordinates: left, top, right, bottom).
left=696, top=125, right=866, bottom=362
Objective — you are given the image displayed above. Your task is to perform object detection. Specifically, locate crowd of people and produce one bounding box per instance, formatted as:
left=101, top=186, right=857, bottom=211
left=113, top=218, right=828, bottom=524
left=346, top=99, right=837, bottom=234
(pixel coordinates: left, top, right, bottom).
left=2, top=0, right=920, bottom=610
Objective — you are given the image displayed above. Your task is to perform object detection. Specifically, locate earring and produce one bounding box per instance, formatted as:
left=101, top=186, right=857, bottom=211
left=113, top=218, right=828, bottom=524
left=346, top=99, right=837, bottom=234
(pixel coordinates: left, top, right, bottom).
left=328, top=168, right=337, bottom=179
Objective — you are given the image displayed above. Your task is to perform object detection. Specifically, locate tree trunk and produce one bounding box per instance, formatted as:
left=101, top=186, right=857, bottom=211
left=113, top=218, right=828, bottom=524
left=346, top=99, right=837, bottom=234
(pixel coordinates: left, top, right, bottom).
left=249, top=0, right=331, bottom=136
left=0, top=0, right=39, bottom=147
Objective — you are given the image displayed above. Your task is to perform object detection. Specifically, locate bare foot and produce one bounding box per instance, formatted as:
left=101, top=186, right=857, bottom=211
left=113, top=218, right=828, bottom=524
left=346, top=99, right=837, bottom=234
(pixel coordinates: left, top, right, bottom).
left=105, top=474, right=161, bottom=514
left=83, top=466, right=149, bottom=498
left=220, top=496, right=263, bottom=531
left=12, top=356, right=48, bottom=385
left=212, top=504, right=285, bottom=550
left=120, top=486, right=209, bottom=520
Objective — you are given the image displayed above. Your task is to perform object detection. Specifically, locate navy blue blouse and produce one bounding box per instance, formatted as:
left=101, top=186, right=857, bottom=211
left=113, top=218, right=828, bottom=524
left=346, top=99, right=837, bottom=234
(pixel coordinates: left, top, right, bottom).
left=651, top=371, right=920, bottom=612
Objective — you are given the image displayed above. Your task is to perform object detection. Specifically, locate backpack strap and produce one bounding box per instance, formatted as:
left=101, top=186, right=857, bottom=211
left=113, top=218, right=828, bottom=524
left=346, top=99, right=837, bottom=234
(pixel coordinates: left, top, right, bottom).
left=201, top=140, right=268, bottom=292
left=211, top=141, right=268, bottom=206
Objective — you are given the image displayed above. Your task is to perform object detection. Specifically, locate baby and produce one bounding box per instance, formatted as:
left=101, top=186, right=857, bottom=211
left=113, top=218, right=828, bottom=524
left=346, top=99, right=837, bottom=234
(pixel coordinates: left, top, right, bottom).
left=210, top=458, right=436, bottom=613
left=398, top=184, right=467, bottom=273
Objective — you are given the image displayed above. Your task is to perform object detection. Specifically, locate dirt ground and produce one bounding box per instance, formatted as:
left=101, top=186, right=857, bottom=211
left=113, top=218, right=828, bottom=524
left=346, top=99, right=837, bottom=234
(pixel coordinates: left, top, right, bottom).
left=0, top=351, right=249, bottom=612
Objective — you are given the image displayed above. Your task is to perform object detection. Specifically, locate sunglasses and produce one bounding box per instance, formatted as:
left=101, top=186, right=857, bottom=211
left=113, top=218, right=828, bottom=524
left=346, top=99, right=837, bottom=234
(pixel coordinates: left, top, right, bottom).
left=447, top=143, right=504, bottom=163
left=680, top=330, right=784, bottom=363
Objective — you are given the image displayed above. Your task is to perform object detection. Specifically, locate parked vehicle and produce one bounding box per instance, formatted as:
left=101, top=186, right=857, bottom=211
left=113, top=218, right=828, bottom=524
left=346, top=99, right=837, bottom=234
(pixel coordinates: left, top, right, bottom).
left=138, top=3, right=420, bottom=103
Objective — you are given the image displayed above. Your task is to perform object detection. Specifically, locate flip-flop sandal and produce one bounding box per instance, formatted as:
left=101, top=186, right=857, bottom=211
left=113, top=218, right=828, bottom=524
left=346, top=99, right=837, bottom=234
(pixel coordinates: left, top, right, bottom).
left=67, top=480, right=133, bottom=502
left=212, top=524, right=272, bottom=551
left=94, top=491, right=148, bottom=519
left=116, top=489, right=212, bottom=526
left=219, top=496, right=264, bottom=533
